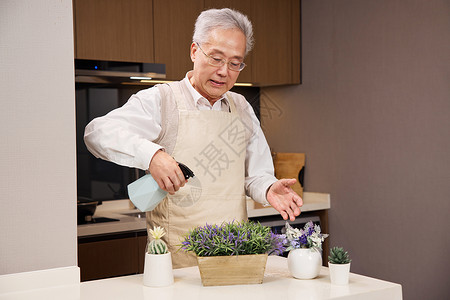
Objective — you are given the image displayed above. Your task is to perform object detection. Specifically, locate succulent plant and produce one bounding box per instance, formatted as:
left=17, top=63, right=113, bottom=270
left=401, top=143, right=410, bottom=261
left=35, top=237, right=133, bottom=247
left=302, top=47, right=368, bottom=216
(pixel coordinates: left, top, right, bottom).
left=148, top=226, right=168, bottom=254
left=328, top=247, right=351, bottom=264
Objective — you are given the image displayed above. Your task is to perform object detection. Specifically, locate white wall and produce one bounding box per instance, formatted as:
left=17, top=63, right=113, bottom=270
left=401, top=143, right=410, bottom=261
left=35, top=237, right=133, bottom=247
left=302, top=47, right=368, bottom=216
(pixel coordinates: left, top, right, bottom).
left=0, top=0, right=77, bottom=274
left=261, top=1, right=450, bottom=299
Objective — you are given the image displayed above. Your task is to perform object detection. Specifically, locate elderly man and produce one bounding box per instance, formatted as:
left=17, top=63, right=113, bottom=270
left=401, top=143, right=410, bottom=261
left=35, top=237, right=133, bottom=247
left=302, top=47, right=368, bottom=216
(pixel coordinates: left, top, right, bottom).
left=84, top=8, right=302, bottom=268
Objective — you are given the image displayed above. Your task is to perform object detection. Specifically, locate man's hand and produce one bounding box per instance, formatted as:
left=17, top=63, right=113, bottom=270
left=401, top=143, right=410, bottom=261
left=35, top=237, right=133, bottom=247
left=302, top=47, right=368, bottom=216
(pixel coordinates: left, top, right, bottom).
left=267, top=179, right=303, bottom=221
left=149, top=150, right=186, bottom=194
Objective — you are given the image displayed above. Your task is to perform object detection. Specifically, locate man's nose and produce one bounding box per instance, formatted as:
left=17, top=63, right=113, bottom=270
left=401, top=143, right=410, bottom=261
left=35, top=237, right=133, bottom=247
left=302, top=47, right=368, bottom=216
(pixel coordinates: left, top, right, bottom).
left=216, top=63, right=228, bottom=76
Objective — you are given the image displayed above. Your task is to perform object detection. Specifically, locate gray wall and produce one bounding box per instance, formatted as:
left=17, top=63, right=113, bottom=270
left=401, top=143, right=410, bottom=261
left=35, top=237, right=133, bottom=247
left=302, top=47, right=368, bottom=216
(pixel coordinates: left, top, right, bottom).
left=261, top=1, right=449, bottom=299
left=0, top=0, right=77, bottom=274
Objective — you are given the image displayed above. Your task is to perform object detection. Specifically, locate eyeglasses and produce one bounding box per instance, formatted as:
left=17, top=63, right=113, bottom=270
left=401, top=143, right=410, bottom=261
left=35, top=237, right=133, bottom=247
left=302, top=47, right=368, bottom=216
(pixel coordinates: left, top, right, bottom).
left=196, top=42, right=246, bottom=72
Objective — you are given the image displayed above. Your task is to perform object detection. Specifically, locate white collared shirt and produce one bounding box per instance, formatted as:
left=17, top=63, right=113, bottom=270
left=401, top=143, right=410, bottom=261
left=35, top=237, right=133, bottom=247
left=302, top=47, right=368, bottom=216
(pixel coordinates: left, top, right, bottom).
left=84, top=73, right=276, bottom=205
left=183, top=73, right=230, bottom=111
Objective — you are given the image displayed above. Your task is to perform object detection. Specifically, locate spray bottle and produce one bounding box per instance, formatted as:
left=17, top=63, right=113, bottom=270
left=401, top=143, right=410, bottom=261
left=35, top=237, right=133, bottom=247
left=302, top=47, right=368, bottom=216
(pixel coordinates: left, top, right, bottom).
left=127, top=162, right=195, bottom=212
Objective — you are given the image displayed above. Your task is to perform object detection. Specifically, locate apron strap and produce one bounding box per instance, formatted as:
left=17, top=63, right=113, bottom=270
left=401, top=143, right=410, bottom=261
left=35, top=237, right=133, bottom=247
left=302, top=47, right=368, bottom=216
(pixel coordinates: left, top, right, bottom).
left=168, top=82, right=188, bottom=111
left=225, top=92, right=237, bottom=113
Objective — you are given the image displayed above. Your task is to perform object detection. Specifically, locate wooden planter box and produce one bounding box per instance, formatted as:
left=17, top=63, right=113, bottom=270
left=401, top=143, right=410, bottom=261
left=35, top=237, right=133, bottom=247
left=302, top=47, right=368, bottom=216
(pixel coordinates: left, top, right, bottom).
left=196, top=253, right=268, bottom=286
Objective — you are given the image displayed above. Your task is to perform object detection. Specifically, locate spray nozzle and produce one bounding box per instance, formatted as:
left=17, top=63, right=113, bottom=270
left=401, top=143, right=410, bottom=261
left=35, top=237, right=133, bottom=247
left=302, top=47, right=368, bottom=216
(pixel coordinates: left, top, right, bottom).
left=178, top=162, right=195, bottom=180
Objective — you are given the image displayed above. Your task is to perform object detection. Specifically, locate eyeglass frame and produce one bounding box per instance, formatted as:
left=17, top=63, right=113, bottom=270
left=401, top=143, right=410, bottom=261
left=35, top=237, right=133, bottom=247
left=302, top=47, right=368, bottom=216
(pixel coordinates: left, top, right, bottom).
left=195, top=42, right=246, bottom=72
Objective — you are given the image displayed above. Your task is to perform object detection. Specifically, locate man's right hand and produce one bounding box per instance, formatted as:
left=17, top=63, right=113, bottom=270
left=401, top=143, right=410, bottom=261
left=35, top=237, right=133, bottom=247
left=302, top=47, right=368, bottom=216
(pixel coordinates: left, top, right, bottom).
left=149, top=150, right=186, bottom=194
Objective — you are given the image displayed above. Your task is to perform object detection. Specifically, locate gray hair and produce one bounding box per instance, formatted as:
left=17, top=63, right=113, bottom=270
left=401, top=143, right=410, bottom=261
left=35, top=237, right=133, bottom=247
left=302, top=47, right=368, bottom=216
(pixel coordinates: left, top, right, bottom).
left=193, top=8, right=254, bottom=56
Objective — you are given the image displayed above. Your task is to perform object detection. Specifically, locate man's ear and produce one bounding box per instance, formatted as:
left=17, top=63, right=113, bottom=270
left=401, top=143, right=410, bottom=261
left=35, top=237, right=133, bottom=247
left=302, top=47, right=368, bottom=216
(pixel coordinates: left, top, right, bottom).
left=190, top=42, right=197, bottom=63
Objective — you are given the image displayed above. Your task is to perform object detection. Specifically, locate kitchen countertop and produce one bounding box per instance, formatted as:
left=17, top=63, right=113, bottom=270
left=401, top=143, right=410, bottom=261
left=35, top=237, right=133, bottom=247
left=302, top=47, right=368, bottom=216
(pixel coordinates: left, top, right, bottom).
left=77, top=200, right=146, bottom=238
left=0, top=256, right=402, bottom=300
left=77, top=192, right=330, bottom=238
left=247, top=192, right=330, bottom=218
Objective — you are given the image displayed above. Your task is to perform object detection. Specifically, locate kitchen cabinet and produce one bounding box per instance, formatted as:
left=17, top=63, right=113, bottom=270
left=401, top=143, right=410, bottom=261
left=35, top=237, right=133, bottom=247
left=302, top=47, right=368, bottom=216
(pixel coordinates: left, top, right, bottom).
left=73, top=0, right=300, bottom=85
left=78, top=231, right=147, bottom=281
left=252, top=0, right=301, bottom=85
left=153, top=0, right=204, bottom=81
left=73, top=0, right=154, bottom=63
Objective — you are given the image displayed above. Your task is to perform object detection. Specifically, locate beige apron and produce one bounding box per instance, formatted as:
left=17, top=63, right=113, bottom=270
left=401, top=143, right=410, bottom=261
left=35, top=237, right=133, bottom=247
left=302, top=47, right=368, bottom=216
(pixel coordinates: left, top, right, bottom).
left=147, top=81, right=248, bottom=268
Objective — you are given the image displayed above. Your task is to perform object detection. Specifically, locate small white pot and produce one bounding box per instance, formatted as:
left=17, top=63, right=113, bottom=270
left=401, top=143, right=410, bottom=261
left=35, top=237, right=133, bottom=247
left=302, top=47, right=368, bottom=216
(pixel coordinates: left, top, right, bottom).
left=328, top=262, right=351, bottom=285
left=143, top=252, right=174, bottom=287
left=287, top=248, right=322, bottom=279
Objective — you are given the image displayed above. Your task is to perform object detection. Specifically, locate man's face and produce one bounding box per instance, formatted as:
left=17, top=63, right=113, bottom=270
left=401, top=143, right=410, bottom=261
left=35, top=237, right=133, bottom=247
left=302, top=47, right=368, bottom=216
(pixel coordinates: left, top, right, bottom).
left=190, top=28, right=246, bottom=104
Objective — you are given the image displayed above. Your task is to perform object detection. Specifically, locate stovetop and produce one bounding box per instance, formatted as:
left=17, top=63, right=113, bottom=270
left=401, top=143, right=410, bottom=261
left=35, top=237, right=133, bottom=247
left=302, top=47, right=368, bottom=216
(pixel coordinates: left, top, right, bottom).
left=78, top=217, right=120, bottom=225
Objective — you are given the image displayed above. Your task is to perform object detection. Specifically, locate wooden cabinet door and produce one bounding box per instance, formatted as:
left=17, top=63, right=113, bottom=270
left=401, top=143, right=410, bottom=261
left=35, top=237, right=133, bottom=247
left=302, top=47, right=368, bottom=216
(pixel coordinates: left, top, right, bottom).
left=252, top=0, right=300, bottom=86
left=78, top=237, right=139, bottom=281
left=153, top=0, right=204, bottom=80
left=73, top=0, right=154, bottom=63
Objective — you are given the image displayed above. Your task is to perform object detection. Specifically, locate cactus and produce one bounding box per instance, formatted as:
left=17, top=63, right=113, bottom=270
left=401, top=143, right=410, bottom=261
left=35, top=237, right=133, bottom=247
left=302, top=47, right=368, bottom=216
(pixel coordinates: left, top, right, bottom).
left=148, top=226, right=168, bottom=254
left=328, top=247, right=351, bottom=264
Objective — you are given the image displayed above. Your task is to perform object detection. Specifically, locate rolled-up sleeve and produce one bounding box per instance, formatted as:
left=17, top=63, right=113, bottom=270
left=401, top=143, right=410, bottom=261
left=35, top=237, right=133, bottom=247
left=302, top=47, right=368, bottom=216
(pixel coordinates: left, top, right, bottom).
left=84, top=87, right=163, bottom=171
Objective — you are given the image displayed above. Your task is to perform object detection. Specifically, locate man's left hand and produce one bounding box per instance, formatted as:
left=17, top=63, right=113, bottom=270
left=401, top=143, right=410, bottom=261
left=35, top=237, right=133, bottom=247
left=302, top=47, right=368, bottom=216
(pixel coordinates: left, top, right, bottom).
left=267, top=179, right=303, bottom=221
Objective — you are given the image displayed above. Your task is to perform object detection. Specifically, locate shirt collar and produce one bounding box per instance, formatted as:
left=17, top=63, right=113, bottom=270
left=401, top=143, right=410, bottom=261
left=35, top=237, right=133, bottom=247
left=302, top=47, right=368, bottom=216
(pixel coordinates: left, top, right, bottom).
left=183, top=71, right=229, bottom=108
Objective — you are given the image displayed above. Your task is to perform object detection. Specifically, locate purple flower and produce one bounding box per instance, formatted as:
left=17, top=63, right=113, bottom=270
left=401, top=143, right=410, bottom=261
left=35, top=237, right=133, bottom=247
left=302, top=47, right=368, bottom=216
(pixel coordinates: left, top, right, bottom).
left=299, top=235, right=308, bottom=246
left=280, top=221, right=329, bottom=251
left=268, top=232, right=286, bottom=255
left=291, top=240, right=300, bottom=248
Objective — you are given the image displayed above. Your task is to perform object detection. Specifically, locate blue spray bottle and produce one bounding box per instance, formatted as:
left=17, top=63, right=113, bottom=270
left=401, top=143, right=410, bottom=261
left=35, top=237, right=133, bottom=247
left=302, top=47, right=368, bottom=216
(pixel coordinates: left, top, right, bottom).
left=127, top=162, right=195, bottom=212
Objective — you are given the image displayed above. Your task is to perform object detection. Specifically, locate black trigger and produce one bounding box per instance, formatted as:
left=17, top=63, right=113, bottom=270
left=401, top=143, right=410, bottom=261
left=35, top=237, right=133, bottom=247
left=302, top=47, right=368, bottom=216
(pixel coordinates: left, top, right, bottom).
left=178, top=162, right=195, bottom=179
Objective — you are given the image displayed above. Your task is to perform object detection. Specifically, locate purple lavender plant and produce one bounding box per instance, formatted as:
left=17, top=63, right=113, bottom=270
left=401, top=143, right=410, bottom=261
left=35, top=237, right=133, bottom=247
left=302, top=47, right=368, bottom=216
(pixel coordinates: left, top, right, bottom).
left=181, top=220, right=285, bottom=257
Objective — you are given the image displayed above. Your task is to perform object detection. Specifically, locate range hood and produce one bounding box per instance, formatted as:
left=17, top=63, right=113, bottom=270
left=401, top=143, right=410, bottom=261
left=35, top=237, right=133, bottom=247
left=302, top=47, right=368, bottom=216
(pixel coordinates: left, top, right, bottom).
left=75, top=59, right=166, bottom=85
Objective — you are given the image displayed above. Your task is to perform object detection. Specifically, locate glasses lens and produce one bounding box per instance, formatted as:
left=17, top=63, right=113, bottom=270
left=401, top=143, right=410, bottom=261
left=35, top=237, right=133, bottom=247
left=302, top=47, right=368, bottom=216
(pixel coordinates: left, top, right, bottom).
left=225, top=62, right=245, bottom=71
left=208, top=57, right=224, bottom=67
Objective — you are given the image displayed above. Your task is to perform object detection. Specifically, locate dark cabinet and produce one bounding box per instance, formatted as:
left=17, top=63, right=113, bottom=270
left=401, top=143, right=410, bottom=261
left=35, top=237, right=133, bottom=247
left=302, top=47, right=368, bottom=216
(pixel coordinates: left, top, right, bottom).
left=78, top=231, right=147, bottom=281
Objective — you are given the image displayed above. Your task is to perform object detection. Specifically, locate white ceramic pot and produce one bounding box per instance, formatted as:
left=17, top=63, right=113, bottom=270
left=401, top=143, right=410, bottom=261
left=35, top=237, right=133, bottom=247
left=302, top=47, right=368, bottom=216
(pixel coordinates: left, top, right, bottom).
left=287, top=248, right=322, bottom=279
left=143, top=252, right=174, bottom=287
left=328, top=262, right=351, bottom=285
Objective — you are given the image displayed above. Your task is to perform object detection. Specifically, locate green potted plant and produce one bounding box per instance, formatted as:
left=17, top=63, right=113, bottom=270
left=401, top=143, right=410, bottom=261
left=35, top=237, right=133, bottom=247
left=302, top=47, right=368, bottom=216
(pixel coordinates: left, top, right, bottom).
left=143, top=226, right=174, bottom=287
left=180, top=220, right=285, bottom=286
left=328, top=246, right=352, bottom=285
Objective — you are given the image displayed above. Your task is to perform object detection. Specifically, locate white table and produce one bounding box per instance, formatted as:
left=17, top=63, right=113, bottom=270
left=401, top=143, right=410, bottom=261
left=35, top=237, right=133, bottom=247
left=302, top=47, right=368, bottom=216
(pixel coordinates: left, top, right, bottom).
left=80, top=256, right=401, bottom=300
left=0, top=256, right=402, bottom=300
